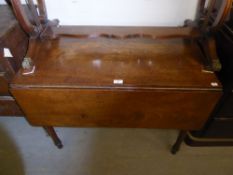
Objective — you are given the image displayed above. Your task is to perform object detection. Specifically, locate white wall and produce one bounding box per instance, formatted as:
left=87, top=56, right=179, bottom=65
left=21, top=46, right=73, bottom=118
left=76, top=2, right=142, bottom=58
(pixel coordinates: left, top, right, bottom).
left=1, top=0, right=199, bottom=26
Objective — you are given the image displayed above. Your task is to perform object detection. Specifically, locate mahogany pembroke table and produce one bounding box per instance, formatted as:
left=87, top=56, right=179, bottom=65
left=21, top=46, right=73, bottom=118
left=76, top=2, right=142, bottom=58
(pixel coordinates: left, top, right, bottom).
left=6, top=0, right=233, bottom=154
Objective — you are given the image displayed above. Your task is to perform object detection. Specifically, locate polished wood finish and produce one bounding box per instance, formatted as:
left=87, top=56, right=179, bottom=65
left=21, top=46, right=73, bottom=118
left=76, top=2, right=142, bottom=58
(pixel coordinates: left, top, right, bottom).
left=11, top=88, right=221, bottom=129
left=8, top=0, right=228, bottom=152
left=12, top=37, right=221, bottom=89
left=11, top=34, right=222, bottom=129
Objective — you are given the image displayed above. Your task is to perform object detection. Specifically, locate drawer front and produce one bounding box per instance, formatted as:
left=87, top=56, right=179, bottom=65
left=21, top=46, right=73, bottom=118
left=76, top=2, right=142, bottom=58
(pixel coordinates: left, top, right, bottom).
left=11, top=88, right=221, bottom=130
left=0, top=96, right=23, bottom=116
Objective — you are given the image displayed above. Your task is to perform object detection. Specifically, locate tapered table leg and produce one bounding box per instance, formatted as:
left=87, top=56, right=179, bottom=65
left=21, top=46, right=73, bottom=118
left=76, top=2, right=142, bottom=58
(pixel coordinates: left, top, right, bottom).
left=171, top=130, right=187, bottom=154
left=43, top=126, right=63, bottom=149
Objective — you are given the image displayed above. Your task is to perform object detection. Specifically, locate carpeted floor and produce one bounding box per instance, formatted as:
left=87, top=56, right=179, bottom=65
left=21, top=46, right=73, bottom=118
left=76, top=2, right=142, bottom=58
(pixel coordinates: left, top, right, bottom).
left=0, top=117, right=233, bottom=175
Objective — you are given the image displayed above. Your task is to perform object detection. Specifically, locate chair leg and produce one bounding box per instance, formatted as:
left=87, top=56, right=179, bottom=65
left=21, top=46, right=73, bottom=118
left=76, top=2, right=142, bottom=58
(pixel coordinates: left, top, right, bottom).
left=43, top=126, right=63, bottom=149
left=171, top=130, right=187, bottom=154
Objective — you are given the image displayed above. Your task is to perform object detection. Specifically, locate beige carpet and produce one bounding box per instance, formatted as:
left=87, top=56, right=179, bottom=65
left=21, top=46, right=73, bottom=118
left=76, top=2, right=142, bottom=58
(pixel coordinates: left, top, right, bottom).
left=0, top=117, right=233, bottom=175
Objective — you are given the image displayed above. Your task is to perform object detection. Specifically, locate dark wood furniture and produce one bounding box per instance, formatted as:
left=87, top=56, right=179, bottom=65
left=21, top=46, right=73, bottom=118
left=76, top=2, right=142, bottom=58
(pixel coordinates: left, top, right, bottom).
left=0, top=5, right=28, bottom=116
left=7, top=0, right=233, bottom=154
left=11, top=29, right=221, bottom=152
left=186, top=6, right=233, bottom=146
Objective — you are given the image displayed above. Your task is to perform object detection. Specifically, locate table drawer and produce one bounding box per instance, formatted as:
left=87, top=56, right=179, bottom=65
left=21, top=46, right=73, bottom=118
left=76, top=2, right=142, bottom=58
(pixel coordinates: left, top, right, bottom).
left=11, top=88, right=221, bottom=130
left=0, top=96, right=23, bottom=116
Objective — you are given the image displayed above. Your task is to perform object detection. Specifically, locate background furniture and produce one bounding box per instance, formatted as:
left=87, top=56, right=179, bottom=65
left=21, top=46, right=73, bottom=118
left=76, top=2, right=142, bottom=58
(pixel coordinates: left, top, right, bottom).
left=186, top=6, right=233, bottom=146
left=0, top=5, right=28, bottom=116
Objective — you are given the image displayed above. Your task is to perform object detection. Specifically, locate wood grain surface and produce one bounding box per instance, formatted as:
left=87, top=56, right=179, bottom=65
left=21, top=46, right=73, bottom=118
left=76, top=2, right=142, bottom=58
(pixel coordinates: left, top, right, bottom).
left=11, top=88, right=221, bottom=129
left=12, top=36, right=221, bottom=90
left=11, top=29, right=222, bottom=129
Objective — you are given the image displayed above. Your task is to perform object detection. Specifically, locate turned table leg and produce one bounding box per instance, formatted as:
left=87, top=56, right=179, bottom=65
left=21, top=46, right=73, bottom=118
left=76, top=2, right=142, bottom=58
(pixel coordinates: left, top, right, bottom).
left=171, top=130, right=187, bottom=154
left=43, top=126, right=63, bottom=149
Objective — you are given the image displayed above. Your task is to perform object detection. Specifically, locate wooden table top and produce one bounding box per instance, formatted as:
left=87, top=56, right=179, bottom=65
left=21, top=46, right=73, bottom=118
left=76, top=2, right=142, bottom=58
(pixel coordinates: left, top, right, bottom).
left=12, top=33, right=221, bottom=90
